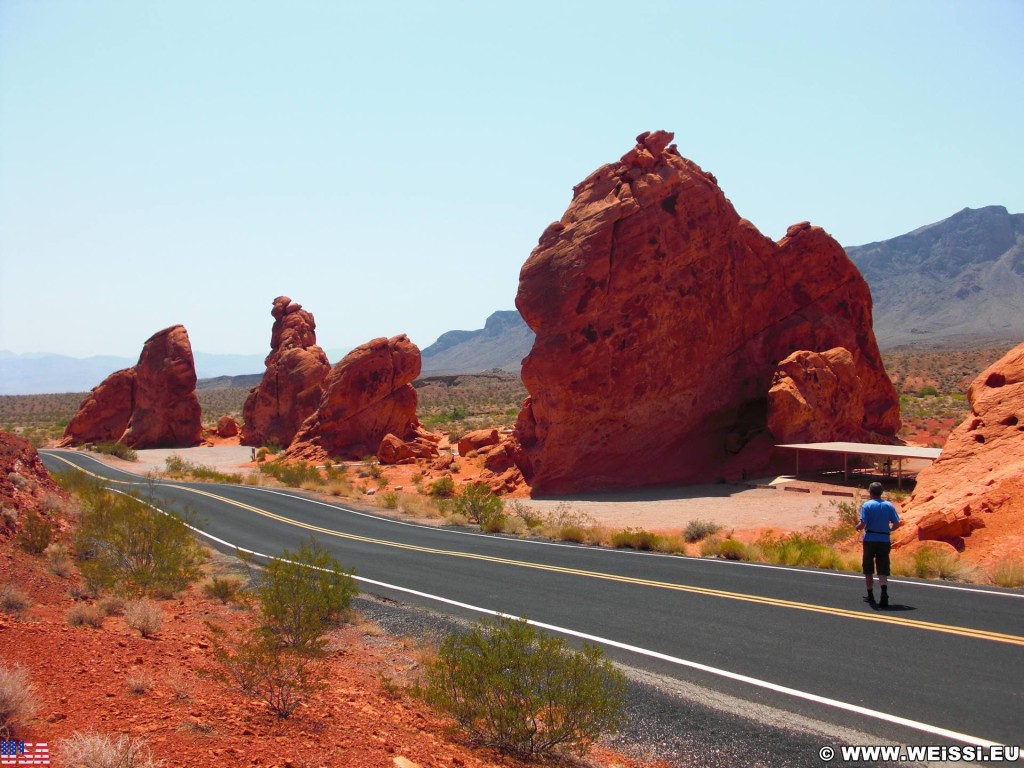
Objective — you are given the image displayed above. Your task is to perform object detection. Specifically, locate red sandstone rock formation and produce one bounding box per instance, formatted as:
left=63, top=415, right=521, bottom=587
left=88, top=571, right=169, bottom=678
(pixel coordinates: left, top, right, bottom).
left=377, top=432, right=440, bottom=465
left=121, top=326, right=202, bottom=448
left=512, top=131, right=899, bottom=493
left=60, top=368, right=136, bottom=446
left=62, top=325, right=202, bottom=449
left=458, top=429, right=500, bottom=457
left=241, top=297, right=331, bottom=448
left=895, top=343, right=1024, bottom=552
left=216, top=416, right=240, bottom=438
left=288, top=335, right=425, bottom=462
left=768, top=348, right=892, bottom=445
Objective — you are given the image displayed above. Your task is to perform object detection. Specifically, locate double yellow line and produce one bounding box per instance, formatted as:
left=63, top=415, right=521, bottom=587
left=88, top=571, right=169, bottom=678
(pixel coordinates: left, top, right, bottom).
left=46, top=452, right=1024, bottom=648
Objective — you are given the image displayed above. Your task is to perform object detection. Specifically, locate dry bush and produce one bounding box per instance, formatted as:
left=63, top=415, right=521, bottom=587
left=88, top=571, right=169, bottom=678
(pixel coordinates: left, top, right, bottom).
left=164, top=667, right=194, bottom=703
left=45, top=542, right=74, bottom=577
left=66, top=603, right=104, bottom=628
left=125, top=671, right=154, bottom=695
left=1, top=507, right=17, bottom=532
left=59, top=731, right=161, bottom=768
left=201, top=575, right=245, bottom=605
left=325, top=480, right=353, bottom=497
left=96, top=596, right=126, bottom=616
left=398, top=493, right=443, bottom=518
left=0, top=664, right=38, bottom=738
left=124, top=599, right=164, bottom=637
left=1, top=583, right=32, bottom=615
left=991, top=557, right=1024, bottom=588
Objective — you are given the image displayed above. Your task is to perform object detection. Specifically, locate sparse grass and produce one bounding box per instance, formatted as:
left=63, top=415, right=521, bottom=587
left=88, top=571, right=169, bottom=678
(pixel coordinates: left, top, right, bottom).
left=164, top=667, right=194, bottom=703
left=258, top=460, right=323, bottom=488
left=124, top=599, right=164, bottom=637
left=125, top=671, right=154, bottom=695
left=59, top=731, right=161, bottom=768
left=892, top=546, right=966, bottom=580
left=66, top=603, right=104, bottom=628
left=0, top=664, right=38, bottom=738
left=610, top=528, right=662, bottom=551
left=91, top=441, right=138, bottom=461
left=45, top=542, right=74, bottom=577
left=96, top=596, right=126, bottom=617
left=990, top=558, right=1024, bottom=588
left=163, top=456, right=242, bottom=484
left=0, top=583, right=32, bottom=615
left=377, top=490, right=400, bottom=509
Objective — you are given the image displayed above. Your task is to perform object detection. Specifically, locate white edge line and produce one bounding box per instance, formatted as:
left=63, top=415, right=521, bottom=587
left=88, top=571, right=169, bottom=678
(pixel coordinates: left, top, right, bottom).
left=104, top=486, right=1005, bottom=750
left=45, top=449, right=1024, bottom=600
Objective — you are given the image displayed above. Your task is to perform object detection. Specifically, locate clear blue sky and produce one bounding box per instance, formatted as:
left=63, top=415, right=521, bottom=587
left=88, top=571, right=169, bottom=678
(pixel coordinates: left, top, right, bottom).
left=1, top=1, right=1021, bottom=359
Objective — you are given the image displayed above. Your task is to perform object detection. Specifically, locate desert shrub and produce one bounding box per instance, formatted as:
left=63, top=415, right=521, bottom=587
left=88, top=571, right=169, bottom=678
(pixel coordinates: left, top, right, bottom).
left=16, top=511, right=52, bottom=555
left=991, top=558, right=1024, bottom=588
left=0, top=583, right=31, bottom=615
left=377, top=490, right=399, bottom=509
left=610, top=528, right=661, bottom=551
left=207, top=626, right=325, bottom=719
left=684, top=519, right=722, bottom=543
left=506, top=500, right=544, bottom=530
left=429, top=476, right=456, bottom=499
left=446, top=513, right=469, bottom=526
left=652, top=534, right=686, bottom=554
left=202, top=575, right=244, bottom=605
left=73, top=489, right=205, bottom=597
left=96, top=596, right=126, bottom=616
left=164, top=667, right=194, bottom=702
left=500, top=516, right=528, bottom=535
left=125, top=671, right=154, bottom=695
left=420, top=617, right=626, bottom=758
left=756, top=532, right=847, bottom=570
left=0, top=664, right=38, bottom=738
left=164, top=456, right=242, bottom=484
left=124, top=599, right=163, bottom=637
left=258, top=461, right=323, bottom=488
left=1, top=507, right=17, bottom=532
left=91, top=441, right=138, bottom=461
left=893, top=546, right=965, bottom=580
left=59, top=732, right=160, bottom=768
left=45, top=542, right=74, bottom=577
left=717, top=539, right=748, bottom=561
left=254, top=538, right=358, bottom=655
left=66, top=603, right=104, bottom=628
left=451, top=482, right=505, bottom=530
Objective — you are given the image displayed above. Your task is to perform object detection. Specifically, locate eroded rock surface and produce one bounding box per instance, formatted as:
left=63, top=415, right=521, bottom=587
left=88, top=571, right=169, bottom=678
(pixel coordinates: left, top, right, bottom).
left=241, top=296, right=331, bottom=448
left=512, top=131, right=899, bottom=493
left=896, top=343, right=1024, bottom=552
left=288, top=335, right=424, bottom=462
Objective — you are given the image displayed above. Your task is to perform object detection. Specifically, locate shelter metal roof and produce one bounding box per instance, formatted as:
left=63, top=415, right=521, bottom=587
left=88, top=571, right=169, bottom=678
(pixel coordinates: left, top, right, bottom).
left=776, top=442, right=942, bottom=460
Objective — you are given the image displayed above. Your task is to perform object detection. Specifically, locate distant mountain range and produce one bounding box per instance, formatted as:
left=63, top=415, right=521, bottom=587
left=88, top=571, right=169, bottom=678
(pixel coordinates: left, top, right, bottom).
left=846, top=205, right=1024, bottom=348
left=4, top=206, right=1020, bottom=394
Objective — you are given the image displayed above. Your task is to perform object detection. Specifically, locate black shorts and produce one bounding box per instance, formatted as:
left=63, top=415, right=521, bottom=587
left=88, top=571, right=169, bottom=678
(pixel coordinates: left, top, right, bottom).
left=862, top=540, right=891, bottom=576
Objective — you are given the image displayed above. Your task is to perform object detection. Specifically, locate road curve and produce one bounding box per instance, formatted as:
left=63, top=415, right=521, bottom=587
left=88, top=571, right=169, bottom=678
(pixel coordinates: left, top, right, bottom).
left=41, top=449, right=1024, bottom=751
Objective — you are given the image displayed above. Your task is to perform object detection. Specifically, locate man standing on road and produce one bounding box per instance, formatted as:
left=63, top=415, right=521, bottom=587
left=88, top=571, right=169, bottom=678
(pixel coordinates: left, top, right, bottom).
left=856, top=481, right=901, bottom=607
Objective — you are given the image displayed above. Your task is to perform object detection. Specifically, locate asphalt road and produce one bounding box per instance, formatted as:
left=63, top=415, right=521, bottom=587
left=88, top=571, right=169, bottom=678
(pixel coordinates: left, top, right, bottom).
left=41, top=449, right=1024, bottom=756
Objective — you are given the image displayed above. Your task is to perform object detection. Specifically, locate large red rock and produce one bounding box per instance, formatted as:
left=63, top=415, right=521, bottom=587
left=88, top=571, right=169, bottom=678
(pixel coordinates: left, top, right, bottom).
left=287, top=335, right=424, bottom=462
left=768, top=347, right=893, bottom=445
left=61, top=325, right=202, bottom=449
left=60, top=368, right=136, bottom=446
left=241, top=297, right=331, bottom=448
left=895, top=343, right=1024, bottom=554
left=121, top=326, right=202, bottom=448
left=512, top=131, right=899, bottom=493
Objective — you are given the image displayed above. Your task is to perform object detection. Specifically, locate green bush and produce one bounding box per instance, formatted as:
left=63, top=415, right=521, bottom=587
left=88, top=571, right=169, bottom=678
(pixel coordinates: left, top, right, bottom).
left=421, top=617, right=626, bottom=758
left=450, top=482, right=505, bottom=530
left=91, top=441, right=138, bottom=461
left=164, top=456, right=242, bottom=484
left=254, top=538, right=357, bottom=655
left=717, top=539, right=748, bottom=561
left=683, top=519, right=722, bottom=543
left=16, top=511, right=52, bottom=555
left=73, top=489, right=205, bottom=597
left=202, top=575, right=244, bottom=604
left=377, top=490, right=399, bottom=510
left=610, top=528, right=661, bottom=550
left=429, top=476, right=456, bottom=498
left=258, top=461, right=323, bottom=488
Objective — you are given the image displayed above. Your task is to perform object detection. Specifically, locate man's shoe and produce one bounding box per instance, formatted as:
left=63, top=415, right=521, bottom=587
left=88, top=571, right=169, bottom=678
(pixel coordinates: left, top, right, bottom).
left=879, top=593, right=889, bottom=608
left=864, top=592, right=876, bottom=604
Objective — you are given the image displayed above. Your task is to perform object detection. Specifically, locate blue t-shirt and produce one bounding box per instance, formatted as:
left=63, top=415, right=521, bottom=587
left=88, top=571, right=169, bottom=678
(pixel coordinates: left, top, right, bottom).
left=861, top=498, right=900, bottom=542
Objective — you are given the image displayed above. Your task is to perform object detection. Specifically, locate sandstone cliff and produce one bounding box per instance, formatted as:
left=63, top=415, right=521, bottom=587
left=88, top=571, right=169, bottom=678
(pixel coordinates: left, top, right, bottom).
left=512, top=131, right=899, bottom=493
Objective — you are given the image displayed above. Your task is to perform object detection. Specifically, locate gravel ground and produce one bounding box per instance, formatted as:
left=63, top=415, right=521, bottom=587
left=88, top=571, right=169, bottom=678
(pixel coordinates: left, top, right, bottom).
left=353, top=593, right=921, bottom=768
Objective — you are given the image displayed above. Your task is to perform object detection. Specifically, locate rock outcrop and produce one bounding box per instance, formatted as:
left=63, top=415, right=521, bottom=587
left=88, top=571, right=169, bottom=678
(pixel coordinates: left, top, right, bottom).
left=62, top=325, right=202, bottom=449
left=288, top=335, right=425, bottom=462
left=241, top=297, right=331, bottom=448
left=768, top=348, right=887, bottom=445
left=1, top=430, right=68, bottom=521
left=216, top=416, right=240, bottom=438
left=512, top=131, right=899, bottom=493
left=895, top=343, right=1024, bottom=554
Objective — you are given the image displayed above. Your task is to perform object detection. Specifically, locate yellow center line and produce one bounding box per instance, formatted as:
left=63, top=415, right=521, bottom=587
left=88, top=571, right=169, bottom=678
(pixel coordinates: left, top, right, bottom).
left=46, top=452, right=1024, bottom=647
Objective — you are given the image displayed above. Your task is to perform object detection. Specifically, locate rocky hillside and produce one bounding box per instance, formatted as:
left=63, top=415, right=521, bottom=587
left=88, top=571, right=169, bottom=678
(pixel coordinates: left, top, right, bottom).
left=846, top=205, right=1024, bottom=348
left=420, top=310, right=534, bottom=374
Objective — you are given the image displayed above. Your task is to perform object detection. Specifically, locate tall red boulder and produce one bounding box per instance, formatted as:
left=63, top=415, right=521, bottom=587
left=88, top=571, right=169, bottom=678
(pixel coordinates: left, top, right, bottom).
left=61, top=325, right=202, bottom=449
left=241, top=296, right=331, bottom=448
left=287, top=335, right=423, bottom=462
left=895, top=343, right=1024, bottom=553
left=121, top=325, right=202, bottom=448
left=512, top=131, right=899, bottom=493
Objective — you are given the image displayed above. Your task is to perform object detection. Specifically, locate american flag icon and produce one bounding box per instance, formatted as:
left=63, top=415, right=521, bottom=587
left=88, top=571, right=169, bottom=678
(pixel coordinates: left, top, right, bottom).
left=0, top=741, right=50, bottom=766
